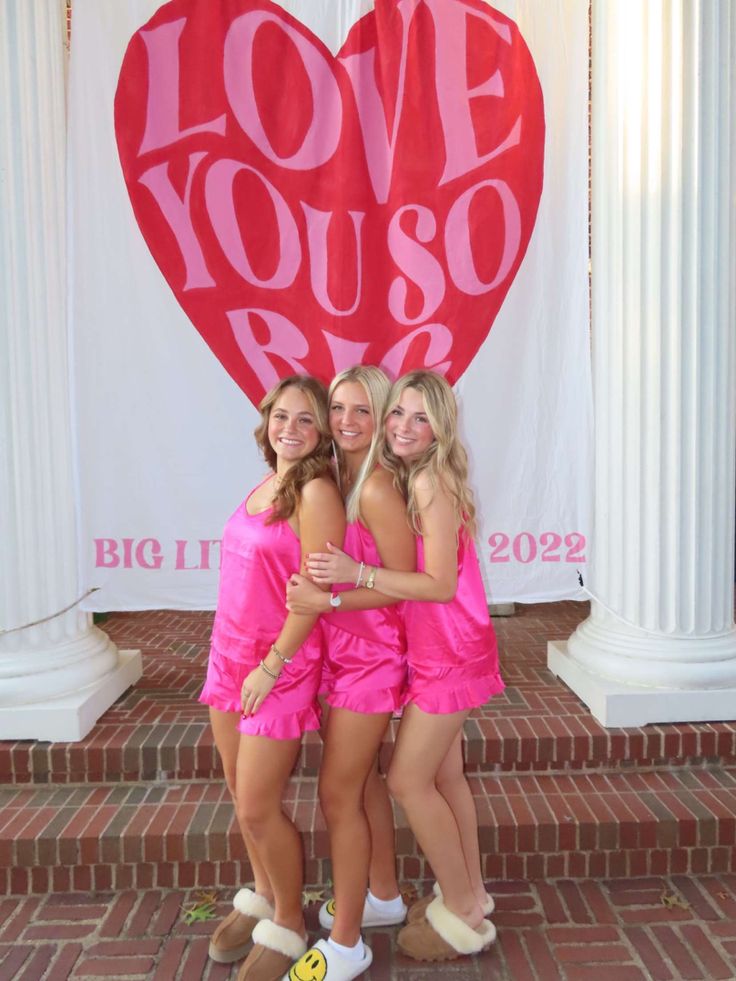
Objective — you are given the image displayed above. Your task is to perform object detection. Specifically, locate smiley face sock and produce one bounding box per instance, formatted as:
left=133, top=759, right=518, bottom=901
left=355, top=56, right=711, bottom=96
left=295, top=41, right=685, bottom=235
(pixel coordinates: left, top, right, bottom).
left=327, top=935, right=365, bottom=962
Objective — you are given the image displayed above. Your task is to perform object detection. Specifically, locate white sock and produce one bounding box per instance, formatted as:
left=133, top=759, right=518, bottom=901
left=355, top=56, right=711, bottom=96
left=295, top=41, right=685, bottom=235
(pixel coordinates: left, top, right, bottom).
left=327, top=935, right=365, bottom=961
left=366, top=890, right=405, bottom=914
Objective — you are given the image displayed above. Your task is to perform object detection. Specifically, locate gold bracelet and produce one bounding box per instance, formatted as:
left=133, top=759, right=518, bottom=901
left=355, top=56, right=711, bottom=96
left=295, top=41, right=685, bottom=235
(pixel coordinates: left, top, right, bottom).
left=259, top=659, right=279, bottom=680
left=270, top=643, right=292, bottom=665
left=365, top=566, right=377, bottom=590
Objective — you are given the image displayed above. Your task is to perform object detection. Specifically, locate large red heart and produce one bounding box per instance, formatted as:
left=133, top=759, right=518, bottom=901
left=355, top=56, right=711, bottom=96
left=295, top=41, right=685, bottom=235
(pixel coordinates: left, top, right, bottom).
left=115, top=0, right=544, bottom=405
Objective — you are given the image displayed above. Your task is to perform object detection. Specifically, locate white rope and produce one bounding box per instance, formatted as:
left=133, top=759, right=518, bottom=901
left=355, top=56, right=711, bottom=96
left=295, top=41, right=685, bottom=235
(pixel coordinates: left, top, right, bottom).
left=0, top=587, right=100, bottom=636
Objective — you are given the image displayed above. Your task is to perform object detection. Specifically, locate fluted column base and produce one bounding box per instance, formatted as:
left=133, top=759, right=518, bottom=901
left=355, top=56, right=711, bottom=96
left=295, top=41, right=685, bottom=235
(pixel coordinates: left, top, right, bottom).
left=548, top=615, right=736, bottom=727
left=0, top=648, right=142, bottom=742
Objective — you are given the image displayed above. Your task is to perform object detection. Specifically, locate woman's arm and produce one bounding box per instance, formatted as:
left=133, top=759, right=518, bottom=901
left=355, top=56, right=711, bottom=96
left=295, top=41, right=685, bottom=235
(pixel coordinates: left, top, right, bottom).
left=305, top=473, right=459, bottom=604
left=241, top=476, right=345, bottom=715
left=287, top=469, right=415, bottom=615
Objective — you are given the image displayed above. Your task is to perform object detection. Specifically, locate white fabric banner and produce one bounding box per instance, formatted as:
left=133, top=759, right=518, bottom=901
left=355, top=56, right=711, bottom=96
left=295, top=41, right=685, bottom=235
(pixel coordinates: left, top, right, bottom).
left=70, top=0, right=591, bottom=610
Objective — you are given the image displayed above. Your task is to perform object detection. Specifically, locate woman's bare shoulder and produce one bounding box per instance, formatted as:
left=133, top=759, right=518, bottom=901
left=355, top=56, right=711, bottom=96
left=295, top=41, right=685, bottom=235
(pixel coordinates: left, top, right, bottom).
left=301, top=474, right=342, bottom=506
left=360, top=466, right=401, bottom=506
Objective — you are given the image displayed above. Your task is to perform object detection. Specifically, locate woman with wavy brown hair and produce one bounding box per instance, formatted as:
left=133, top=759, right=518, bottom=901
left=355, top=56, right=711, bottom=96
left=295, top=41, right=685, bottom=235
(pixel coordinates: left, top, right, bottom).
left=200, top=375, right=344, bottom=981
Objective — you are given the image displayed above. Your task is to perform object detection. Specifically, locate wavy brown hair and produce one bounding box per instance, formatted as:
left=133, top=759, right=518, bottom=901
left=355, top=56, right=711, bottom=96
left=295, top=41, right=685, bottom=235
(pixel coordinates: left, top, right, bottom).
left=254, top=375, right=334, bottom=523
left=379, top=371, right=476, bottom=537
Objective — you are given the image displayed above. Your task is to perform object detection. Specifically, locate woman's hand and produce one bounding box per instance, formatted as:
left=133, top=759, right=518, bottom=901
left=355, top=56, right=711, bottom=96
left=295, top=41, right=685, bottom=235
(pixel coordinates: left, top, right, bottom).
left=286, top=574, right=330, bottom=614
left=240, top=663, right=278, bottom=716
left=305, top=542, right=360, bottom=585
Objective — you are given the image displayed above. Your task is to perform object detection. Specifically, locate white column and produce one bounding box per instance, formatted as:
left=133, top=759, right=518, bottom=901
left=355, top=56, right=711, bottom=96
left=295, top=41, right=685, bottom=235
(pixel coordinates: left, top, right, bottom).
left=548, top=0, right=736, bottom=727
left=0, top=0, right=141, bottom=741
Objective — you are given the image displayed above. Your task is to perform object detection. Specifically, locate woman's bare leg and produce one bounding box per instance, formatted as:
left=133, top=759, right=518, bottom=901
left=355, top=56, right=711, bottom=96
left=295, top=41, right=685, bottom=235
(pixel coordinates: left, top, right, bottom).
left=209, top=708, right=272, bottom=901
left=363, top=759, right=401, bottom=900
left=319, top=708, right=392, bottom=945
left=235, top=734, right=304, bottom=935
left=320, top=699, right=400, bottom=902
left=435, top=731, right=486, bottom=904
left=387, top=704, right=483, bottom=929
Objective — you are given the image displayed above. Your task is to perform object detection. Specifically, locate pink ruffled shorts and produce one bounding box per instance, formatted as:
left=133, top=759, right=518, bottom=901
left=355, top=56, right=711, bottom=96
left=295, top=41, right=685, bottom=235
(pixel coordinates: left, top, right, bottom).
left=320, top=625, right=406, bottom=715
left=199, top=646, right=321, bottom=739
left=404, top=654, right=505, bottom=714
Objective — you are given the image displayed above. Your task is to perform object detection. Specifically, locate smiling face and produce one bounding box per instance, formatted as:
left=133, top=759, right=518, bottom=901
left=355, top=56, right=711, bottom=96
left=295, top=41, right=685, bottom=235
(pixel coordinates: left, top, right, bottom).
left=267, top=385, right=320, bottom=470
left=329, top=380, right=374, bottom=458
left=288, top=946, right=327, bottom=981
left=385, top=386, right=436, bottom=463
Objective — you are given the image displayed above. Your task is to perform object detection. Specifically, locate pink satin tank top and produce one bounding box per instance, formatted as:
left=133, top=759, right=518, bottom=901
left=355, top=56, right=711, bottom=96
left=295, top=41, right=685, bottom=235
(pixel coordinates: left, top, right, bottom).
left=209, top=487, right=321, bottom=664
left=323, top=520, right=405, bottom=652
left=403, top=533, right=499, bottom=668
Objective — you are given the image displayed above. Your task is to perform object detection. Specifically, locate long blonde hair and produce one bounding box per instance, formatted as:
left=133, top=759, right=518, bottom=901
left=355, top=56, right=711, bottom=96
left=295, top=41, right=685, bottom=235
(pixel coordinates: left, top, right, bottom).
left=328, top=365, right=391, bottom=523
left=254, top=375, right=334, bottom=523
left=379, top=371, right=476, bottom=536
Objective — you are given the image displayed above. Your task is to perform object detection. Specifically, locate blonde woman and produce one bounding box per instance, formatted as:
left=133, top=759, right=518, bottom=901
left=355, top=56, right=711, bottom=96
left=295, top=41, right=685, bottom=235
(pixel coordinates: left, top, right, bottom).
left=286, top=365, right=414, bottom=981
left=200, top=375, right=344, bottom=981
left=289, top=370, right=503, bottom=964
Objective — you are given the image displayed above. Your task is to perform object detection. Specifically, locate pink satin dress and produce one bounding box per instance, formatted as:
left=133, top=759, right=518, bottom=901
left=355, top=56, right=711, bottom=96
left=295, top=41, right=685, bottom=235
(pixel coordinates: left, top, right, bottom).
left=199, top=483, right=322, bottom=738
left=403, top=534, right=504, bottom=713
left=321, top=521, right=407, bottom=713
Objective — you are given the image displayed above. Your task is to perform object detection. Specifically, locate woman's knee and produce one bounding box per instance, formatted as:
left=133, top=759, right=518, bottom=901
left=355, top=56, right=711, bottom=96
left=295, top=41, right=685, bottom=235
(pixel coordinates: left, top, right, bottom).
left=235, top=790, right=278, bottom=838
left=318, top=769, right=364, bottom=825
left=387, top=765, right=429, bottom=805
left=435, top=765, right=465, bottom=798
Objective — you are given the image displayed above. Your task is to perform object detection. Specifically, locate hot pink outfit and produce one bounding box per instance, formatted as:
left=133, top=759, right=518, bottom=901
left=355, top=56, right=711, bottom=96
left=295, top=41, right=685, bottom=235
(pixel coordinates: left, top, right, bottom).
left=403, top=534, right=504, bottom=713
left=321, top=521, right=406, bottom=713
left=199, top=483, right=322, bottom=739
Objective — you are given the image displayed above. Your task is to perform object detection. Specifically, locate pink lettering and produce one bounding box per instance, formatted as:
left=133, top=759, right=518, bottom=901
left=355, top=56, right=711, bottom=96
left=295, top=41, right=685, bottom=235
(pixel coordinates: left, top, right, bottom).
left=135, top=538, right=163, bottom=570
left=198, top=539, right=222, bottom=570
left=175, top=539, right=199, bottom=570
left=121, top=538, right=135, bottom=570
left=94, top=539, right=119, bottom=568
left=223, top=11, right=342, bottom=169
left=227, top=308, right=309, bottom=392
left=302, top=204, right=364, bottom=316
left=205, top=160, right=300, bottom=288
left=338, top=0, right=420, bottom=203
left=138, top=152, right=215, bottom=290
left=322, top=331, right=370, bottom=375
left=421, top=0, right=520, bottom=185
left=387, top=205, right=445, bottom=325
left=138, top=19, right=226, bottom=155
left=445, top=178, right=521, bottom=295
left=380, top=323, right=452, bottom=378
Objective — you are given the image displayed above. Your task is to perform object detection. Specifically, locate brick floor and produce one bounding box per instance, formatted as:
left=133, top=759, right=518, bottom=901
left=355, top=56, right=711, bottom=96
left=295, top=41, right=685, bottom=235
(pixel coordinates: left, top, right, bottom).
left=1, top=876, right=735, bottom=980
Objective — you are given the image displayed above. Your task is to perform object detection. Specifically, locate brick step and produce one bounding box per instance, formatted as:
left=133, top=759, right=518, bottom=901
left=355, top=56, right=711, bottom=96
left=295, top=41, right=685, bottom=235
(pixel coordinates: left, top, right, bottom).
left=4, top=606, right=735, bottom=785
left=2, top=766, right=735, bottom=896
left=4, top=715, right=736, bottom=786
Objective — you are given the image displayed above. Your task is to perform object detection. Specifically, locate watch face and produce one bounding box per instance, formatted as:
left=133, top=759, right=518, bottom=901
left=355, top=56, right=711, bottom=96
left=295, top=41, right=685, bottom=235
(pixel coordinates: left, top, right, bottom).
left=329, top=593, right=342, bottom=608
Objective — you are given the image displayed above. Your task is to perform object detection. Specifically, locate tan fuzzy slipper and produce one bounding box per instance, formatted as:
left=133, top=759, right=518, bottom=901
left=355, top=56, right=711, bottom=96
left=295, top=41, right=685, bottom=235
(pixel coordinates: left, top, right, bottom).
left=407, top=882, right=495, bottom=924
left=209, top=889, right=275, bottom=964
left=397, top=897, right=496, bottom=962
left=236, top=919, right=307, bottom=981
